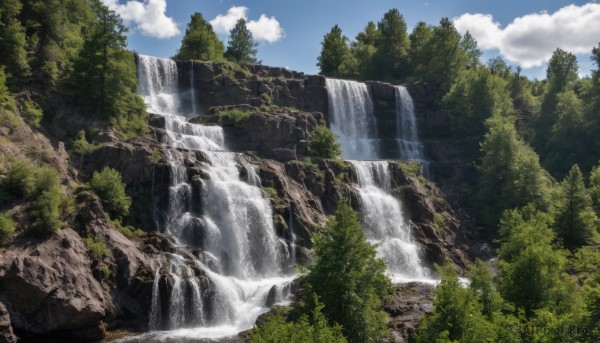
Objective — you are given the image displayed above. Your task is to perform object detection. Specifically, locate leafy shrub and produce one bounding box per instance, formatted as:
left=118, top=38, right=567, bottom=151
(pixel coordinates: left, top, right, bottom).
left=262, top=187, right=278, bottom=199
left=0, top=67, right=16, bottom=111
left=72, top=130, right=100, bottom=155
left=259, top=92, right=273, bottom=106
left=219, top=108, right=251, bottom=124
left=308, top=125, right=341, bottom=159
left=433, top=213, right=445, bottom=231
left=30, top=168, right=66, bottom=235
left=250, top=298, right=347, bottom=343
left=21, top=99, right=43, bottom=128
left=111, top=218, right=143, bottom=239
left=0, top=211, right=15, bottom=244
left=84, top=235, right=111, bottom=259
left=89, top=167, right=131, bottom=218
left=4, top=160, right=36, bottom=197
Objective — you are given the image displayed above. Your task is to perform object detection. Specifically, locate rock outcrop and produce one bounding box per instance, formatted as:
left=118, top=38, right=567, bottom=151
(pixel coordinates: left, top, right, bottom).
left=0, top=302, right=16, bottom=343
left=384, top=282, right=436, bottom=343
left=0, top=228, right=108, bottom=340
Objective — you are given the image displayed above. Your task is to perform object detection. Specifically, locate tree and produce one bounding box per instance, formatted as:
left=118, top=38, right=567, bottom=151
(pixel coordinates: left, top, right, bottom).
left=71, top=0, right=147, bottom=137
left=476, top=115, right=550, bottom=230
left=460, top=31, right=482, bottom=69
left=590, top=162, right=600, bottom=216
left=225, top=18, right=258, bottom=64
left=372, top=9, right=410, bottom=80
left=408, top=22, right=433, bottom=80
left=497, top=208, right=572, bottom=316
left=308, top=125, right=341, bottom=159
left=469, top=260, right=503, bottom=321
left=425, top=18, right=469, bottom=92
left=415, top=264, right=493, bottom=342
left=174, top=12, right=224, bottom=61
left=304, top=200, right=391, bottom=343
left=317, top=25, right=349, bottom=77
left=554, top=165, right=598, bottom=250
left=351, top=22, right=379, bottom=79
left=0, top=0, right=29, bottom=78
left=89, top=167, right=131, bottom=219
left=536, top=49, right=579, bottom=150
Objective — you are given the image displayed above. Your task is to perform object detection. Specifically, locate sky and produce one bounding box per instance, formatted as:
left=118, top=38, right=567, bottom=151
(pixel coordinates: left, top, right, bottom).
left=100, top=0, right=600, bottom=80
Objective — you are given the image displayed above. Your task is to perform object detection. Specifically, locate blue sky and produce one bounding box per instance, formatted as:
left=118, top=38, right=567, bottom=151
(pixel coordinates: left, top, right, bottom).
left=102, top=0, right=600, bottom=80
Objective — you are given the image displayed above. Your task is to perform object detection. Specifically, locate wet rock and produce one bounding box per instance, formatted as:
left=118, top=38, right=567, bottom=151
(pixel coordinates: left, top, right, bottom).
left=384, top=282, right=436, bottom=343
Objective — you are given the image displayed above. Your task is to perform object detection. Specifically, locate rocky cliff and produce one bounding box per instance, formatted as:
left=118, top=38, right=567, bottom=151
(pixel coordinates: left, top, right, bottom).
left=0, top=60, right=478, bottom=342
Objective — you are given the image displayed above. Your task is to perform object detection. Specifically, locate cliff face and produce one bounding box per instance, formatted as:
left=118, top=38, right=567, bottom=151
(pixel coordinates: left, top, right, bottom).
left=0, top=61, right=476, bottom=341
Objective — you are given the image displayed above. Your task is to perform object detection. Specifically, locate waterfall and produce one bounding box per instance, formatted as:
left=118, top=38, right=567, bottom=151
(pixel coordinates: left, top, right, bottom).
left=325, top=78, right=378, bottom=160
left=135, top=55, right=293, bottom=338
left=349, top=161, right=430, bottom=283
left=394, top=86, right=428, bottom=173
left=326, top=79, right=432, bottom=283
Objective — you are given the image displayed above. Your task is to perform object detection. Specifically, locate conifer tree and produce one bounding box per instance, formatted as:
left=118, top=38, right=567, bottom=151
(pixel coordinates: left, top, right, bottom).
left=317, top=25, right=349, bottom=77
left=305, top=200, right=390, bottom=343
left=174, top=12, right=224, bottom=61
left=372, top=8, right=410, bottom=80
left=225, top=18, right=258, bottom=64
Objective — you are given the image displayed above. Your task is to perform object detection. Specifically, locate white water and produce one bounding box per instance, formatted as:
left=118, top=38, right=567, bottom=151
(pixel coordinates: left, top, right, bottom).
left=326, top=79, right=433, bottom=284
left=394, top=86, right=429, bottom=174
left=134, top=55, right=293, bottom=339
left=325, top=78, right=378, bottom=160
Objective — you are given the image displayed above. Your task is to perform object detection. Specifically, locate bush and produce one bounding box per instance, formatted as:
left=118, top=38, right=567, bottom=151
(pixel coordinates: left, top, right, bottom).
left=259, top=92, right=273, bottom=106
left=308, top=125, right=341, bottom=159
left=30, top=185, right=65, bottom=235
left=21, top=99, right=43, bottom=128
left=250, top=298, right=347, bottom=343
left=89, top=167, right=131, bottom=218
left=0, top=67, right=16, bottom=111
left=84, top=235, right=111, bottom=259
left=4, top=160, right=36, bottom=198
left=72, top=130, right=100, bottom=155
left=0, top=211, right=15, bottom=244
left=219, top=108, right=251, bottom=124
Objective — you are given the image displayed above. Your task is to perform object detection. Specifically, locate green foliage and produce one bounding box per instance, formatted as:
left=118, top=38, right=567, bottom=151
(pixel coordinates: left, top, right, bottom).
left=29, top=167, right=66, bottom=235
left=262, top=187, right=279, bottom=199
left=554, top=165, right=598, bottom=249
left=372, top=9, right=410, bottom=81
left=84, top=235, right=110, bottom=259
left=250, top=297, right=347, bottom=343
left=308, top=125, right=341, bottom=159
left=4, top=160, right=36, bottom=198
left=259, top=93, right=273, bottom=106
left=89, top=167, right=131, bottom=219
left=21, top=99, right=43, bottom=128
left=71, top=1, right=147, bottom=138
left=0, top=211, right=15, bottom=244
left=0, top=0, right=29, bottom=78
left=468, top=260, right=503, bottom=321
left=415, top=263, right=494, bottom=342
left=110, top=218, right=141, bottom=239
left=174, top=12, right=224, bottom=61
left=477, top=115, right=550, bottom=230
left=317, top=25, right=350, bottom=77
left=225, top=19, right=258, bottom=64
left=0, top=67, right=16, bottom=111
left=218, top=108, right=251, bottom=125
left=305, top=200, right=391, bottom=343
left=433, top=212, right=445, bottom=231
left=497, top=208, right=573, bottom=316
left=590, top=162, right=600, bottom=216
left=72, top=130, right=100, bottom=155
left=408, top=22, right=433, bottom=80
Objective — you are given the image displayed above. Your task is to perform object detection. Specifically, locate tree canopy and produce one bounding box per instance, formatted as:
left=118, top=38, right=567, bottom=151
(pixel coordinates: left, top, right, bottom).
left=174, top=12, right=224, bottom=61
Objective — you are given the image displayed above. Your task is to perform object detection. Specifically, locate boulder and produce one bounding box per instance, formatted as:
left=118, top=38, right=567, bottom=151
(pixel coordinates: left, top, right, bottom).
left=0, top=229, right=108, bottom=340
left=0, top=302, right=16, bottom=343
left=384, top=282, right=436, bottom=343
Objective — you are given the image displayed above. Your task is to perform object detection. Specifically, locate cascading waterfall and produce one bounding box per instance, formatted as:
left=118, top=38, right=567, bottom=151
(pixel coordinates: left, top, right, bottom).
left=349, top=161, right=430, bottom=283
left=134, top=55, right=293, bottom=339
left=394, top=86, right=429, bottom=174
left=325, top=78, right=378, bottom=160
left=326, top=79, right=432, bottom=283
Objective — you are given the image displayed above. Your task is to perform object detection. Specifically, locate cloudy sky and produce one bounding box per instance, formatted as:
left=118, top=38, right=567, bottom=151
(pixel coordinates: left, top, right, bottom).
left=101, top=0, right=600, bottom=80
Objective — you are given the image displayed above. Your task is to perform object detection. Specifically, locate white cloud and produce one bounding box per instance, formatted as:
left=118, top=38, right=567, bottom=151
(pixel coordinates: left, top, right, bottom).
left=454, top=3, right=600, bottom=68
left=209, top=6, right=285, bottom=43
left=101, top=0, right=179, bottom=39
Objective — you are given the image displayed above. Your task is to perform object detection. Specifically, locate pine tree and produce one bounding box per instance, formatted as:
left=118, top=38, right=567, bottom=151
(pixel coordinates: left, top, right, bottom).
left=408, top=22, right=433, bottom=80
left=0, top=0, right=29, bottom=78
left=71, top=0, right=146, bottom=137
left=372, top=8, right=410, bottom=80
left=555, top=165, right=598, bottom=250
left=174, top=12, right=224, bottom=61
left=225, top=18, right=258, bottom=64
left=317, top=25, right=349, bottom=77
left=305, top=200, right=391, bottom=343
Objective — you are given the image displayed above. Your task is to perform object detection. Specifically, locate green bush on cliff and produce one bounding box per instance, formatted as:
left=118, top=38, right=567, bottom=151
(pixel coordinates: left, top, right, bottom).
left=72, top=130, right=100, bottom=155
left=21, top=99, right=43, bottom=128
left=308, top=125, right=341, bottom=159
left=219, top=108, right=251, bottom=124
left=84, top=235, right=111, bottom=259
left=0, top=211, right=15, bottom=244
left=89, top=167, right=131, bottom=219
left=29, top=167, right=67, bottom=235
